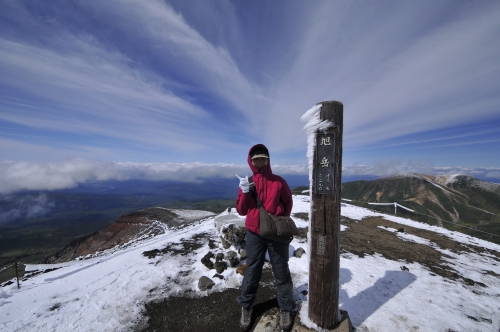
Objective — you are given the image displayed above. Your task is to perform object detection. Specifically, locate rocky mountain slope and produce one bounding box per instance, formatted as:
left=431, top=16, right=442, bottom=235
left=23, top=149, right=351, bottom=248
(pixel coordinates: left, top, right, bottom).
left=341, top=173, right=500, bottom=243
left=2, top=196, right=499, bottom=332
left=42, top=207, right=215, bottom=263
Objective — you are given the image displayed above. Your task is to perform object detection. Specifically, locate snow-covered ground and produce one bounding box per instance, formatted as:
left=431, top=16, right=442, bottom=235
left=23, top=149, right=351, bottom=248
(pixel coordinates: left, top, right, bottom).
left=1, top=196, right=499, bottom=331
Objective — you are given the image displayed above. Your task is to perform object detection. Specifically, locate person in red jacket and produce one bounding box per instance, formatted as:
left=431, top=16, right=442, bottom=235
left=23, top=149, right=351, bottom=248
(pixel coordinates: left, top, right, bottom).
left=236, top=144, right=294, bottom=331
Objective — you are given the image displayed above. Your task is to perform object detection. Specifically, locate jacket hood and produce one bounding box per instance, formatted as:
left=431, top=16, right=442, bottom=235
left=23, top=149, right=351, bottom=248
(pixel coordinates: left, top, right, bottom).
left=247, top=144, right=272, bottom=176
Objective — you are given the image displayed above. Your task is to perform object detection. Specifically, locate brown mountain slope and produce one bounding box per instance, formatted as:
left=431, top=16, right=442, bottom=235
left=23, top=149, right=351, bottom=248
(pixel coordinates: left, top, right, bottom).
left=43, top=208, right=214, bottom=263
left=341, top=173, right=500, bottom=244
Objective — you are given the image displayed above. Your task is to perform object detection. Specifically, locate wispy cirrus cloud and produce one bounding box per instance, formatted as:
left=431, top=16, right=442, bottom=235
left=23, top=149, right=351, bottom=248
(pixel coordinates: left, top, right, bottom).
left=0, top=38, right=208, bottom=145
left=0, top=0, right=254, bottom=160
left=261, top=2, right=500, bottom=153
left=0, top=0, right=499, bottom=168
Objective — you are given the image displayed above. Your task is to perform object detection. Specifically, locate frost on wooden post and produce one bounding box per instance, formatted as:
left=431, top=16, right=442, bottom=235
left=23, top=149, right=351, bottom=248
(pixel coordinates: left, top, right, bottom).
left=300, top=101, right=344, bottom=329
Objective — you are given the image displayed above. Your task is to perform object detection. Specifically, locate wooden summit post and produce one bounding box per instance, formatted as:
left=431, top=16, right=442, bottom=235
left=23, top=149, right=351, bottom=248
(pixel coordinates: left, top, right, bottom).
left=15, top=262, right=20, bottom=289
left=308, top=101, right=343, bottom=329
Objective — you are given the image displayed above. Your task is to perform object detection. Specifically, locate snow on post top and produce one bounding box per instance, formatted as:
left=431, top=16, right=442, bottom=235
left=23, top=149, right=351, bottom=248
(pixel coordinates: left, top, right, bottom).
left=300, top=103, right=335, bottom=186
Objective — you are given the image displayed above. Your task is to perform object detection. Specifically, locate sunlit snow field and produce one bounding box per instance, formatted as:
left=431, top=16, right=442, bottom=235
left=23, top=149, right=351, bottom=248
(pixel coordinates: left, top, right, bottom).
left=1, top=195, right=499, bottom=331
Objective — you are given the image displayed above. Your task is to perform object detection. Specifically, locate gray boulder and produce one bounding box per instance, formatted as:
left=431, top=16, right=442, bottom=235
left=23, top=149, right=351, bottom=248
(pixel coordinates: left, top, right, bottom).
left=229, top=257, right=240, bottom=268
left=227, top=251, right=237, bottom=260
left=201, top=251, right=215, bottom=269
left=293, top=248, right=306, bottom=258
left=221, top=237, right=231, bottom=249
left=239, top=249, right=247, bottom=260
left=214, top=260, right=227, bottom=274
left=220, top=224, right=247, bottom=249
left=198, top=276, right=215, bottom=291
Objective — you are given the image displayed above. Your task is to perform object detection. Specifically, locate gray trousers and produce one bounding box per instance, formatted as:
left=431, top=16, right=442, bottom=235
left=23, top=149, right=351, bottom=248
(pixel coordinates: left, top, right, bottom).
left=237, top=230, right=294, bottom=311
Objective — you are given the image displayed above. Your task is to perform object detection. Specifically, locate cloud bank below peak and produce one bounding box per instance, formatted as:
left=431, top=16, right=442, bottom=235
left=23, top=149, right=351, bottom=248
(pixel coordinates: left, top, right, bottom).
left=0, top=159, right=498, bottom=194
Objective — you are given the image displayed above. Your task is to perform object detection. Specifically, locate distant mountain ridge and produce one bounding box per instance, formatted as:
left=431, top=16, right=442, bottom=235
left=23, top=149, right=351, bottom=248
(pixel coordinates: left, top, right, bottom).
left=432, top=173, right=500, bottom=194
left=41, top=173, right=500, bottom=263
left=341, top=173, right=500, bottom=243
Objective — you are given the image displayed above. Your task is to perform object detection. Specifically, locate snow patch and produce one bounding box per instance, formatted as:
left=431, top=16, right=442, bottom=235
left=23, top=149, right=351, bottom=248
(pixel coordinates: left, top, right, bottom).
left=1, top=197, right=499, bottom=331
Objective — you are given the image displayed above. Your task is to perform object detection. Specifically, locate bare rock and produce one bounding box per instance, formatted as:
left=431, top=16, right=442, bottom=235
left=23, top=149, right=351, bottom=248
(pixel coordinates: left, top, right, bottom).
left=208, top=238, right=218, bottom=249
left=229, top=257, right=240, bottom=268
left=198, top=276, right=215, bottom=291
left=227, top=251, right=237, bottom=260
left=220, top=224, right=247, bottom=249
left=201, top=251, right=215, bottom=269
left=221, top=237, right=231, bottom=249
left=214, top=260, right=227, bottom=274
left=239, top=249, right=247, bottom=260
left=294, top=248, right=306, bottom=258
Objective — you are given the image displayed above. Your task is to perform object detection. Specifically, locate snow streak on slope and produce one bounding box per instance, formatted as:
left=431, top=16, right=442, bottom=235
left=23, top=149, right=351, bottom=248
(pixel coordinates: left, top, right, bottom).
left=1, top=197, right=499, bottom=331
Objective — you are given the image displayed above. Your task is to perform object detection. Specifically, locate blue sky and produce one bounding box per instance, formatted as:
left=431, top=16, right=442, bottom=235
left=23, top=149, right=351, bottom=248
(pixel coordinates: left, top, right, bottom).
left=1, top=0, right=499, bottom=190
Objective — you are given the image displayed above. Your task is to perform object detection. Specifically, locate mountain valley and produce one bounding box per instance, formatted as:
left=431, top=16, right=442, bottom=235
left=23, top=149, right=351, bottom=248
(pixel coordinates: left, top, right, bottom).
left=341, top=173, right=500, bottom=244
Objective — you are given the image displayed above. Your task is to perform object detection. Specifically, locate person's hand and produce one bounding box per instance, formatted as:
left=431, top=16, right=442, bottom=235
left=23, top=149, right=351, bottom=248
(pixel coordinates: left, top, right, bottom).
left=236, top=174, right=250, bottom=193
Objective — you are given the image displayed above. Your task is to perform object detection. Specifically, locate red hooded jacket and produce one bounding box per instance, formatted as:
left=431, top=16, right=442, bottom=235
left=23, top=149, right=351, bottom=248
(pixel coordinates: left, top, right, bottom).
left=236, top=144, right=293, bottom=235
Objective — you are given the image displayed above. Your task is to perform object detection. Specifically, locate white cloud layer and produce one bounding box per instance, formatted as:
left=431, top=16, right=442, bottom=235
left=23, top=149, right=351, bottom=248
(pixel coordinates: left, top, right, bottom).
left=0, top=159, right=306, bottom=193
left=0, top=159, right=498, bottom=194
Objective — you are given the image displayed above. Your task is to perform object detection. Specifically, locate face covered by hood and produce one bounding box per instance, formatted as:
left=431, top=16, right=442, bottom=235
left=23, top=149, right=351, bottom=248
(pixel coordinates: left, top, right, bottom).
left=247, top=144, right=272, bottom=176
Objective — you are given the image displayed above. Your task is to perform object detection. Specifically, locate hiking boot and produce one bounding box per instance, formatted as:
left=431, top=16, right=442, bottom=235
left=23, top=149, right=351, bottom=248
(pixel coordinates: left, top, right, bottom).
left=279, top=310, right=293, bottom=331
left=240, top=306, right=253, bottom=331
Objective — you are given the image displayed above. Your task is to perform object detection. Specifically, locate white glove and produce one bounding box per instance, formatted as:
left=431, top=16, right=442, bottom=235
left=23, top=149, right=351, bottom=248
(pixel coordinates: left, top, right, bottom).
left=236, top=174, right=250, bottom=193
